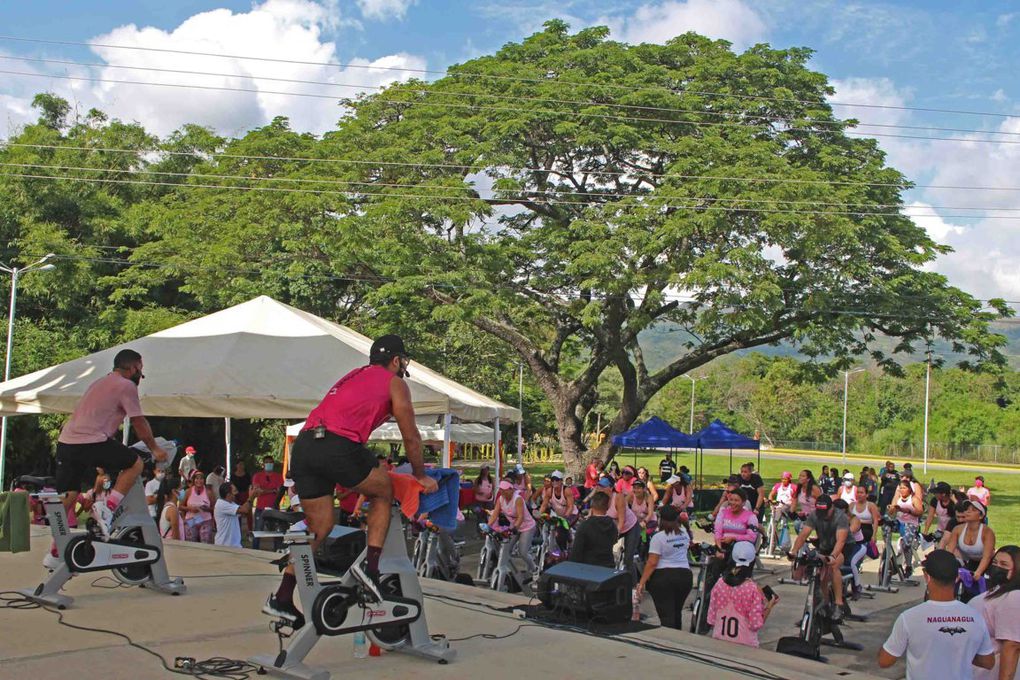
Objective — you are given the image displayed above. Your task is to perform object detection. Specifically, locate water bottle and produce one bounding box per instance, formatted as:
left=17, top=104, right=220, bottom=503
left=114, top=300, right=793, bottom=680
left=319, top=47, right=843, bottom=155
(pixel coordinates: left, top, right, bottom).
left=353, top=631, right=368, bottom=659
left=631, top=589, right=642, bottom=622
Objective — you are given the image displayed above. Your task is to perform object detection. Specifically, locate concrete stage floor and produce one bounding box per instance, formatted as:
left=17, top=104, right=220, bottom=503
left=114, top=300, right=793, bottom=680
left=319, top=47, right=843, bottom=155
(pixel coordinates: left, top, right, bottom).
left=1, top=527, right=902, bottom=680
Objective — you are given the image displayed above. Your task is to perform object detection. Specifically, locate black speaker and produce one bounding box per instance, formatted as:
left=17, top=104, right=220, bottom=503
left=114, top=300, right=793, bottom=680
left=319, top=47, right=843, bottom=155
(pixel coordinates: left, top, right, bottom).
left=537, top=562, right=633, bottom=624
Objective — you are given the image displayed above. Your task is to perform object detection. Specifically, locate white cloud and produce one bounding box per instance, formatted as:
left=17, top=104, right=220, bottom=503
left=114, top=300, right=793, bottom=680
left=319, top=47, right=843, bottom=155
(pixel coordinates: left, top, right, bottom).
left=357, top=0, right=417, bottom=21
left=604, top=0, right=768, bottom=51
left=992, top=88, right=1008, bottom=103
left=0, top=0, right=425, bottom=137
left=997, top=13, right=1018, bottom=28
left=906, top=201, right=963, bottom=242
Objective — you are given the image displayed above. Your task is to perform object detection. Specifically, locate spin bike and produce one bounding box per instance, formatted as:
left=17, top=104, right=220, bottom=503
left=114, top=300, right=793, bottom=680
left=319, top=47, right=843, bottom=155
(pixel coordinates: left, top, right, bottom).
left=688, top=541, right=719, bottom=635
left=762, top=501, right=794, bottom=558
left=776, top=549, right=862, bottom=661
left=251, top=505, right=455, bottom=680
left=415, top=519, right=470, bottom=584
left=867, top=516, right=919, bottom=593
left=477, top=523, right=530, bottom=593
left=17, top=452, right=186, bottom=609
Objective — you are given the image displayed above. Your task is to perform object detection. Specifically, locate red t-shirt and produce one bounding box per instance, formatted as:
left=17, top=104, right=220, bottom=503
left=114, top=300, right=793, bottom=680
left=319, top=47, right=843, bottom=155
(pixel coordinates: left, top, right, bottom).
left=336, top=485, right=360, bottom=513
left=303, top=365, right=394, bottom=443
left=252, top=471, right=284, bottom=510
left=584, top=464, right=600, bottom=489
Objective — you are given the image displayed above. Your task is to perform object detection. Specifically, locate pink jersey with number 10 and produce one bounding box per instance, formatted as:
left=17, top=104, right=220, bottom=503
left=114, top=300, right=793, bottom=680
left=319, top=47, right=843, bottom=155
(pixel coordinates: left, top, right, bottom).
left=707, top=579, right=768, bottom=647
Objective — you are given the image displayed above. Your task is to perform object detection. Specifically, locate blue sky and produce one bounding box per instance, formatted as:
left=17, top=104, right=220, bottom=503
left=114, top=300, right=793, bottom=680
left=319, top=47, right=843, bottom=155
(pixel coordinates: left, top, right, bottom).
left=1, top=0, right=1018, bottom=301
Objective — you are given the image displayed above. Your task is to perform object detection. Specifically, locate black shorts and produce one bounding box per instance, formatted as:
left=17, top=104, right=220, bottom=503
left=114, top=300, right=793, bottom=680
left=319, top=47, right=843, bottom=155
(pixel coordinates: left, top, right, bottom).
left=55, top=439, right=140, bottom=493
left=288, top=429, right=377, bottom=500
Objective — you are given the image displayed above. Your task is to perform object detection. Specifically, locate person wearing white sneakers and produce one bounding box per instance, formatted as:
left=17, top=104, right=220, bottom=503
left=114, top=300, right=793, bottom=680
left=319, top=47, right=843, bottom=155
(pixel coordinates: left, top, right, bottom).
left=45, top=349, right=168, bottom=570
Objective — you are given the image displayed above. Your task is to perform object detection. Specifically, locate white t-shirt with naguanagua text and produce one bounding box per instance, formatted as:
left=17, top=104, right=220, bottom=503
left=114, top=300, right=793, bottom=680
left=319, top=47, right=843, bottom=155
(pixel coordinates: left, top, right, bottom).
left=883, top=599, right=994, bottom=680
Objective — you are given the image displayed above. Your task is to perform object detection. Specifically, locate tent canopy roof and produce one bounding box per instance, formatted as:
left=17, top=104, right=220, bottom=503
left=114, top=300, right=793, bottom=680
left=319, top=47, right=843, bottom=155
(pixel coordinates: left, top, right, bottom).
left=694, top=419, right=760, bottom=450
left=285, top=418, right=495, bottom=445
left=611, top=416, right=697, bottom=449
left=0, top=296, right=520, bottom=423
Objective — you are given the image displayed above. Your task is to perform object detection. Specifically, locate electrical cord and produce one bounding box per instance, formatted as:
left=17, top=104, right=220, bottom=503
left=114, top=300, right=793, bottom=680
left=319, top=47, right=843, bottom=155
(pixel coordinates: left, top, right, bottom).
left=0, top=590, right=260, bottom=680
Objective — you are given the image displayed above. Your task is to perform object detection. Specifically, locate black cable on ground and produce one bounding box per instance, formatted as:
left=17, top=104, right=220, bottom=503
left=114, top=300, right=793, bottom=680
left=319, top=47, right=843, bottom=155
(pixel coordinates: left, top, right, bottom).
left=0, top=590, right=259, bottom=680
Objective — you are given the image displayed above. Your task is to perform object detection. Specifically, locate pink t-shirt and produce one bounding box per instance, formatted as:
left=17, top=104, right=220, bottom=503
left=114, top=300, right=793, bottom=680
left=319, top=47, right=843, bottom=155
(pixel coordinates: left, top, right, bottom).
left=707, top=579, right=767, bottom=647
left=968, top=486, right=991, bottom=507
left=606, top=492, right=638, bottom=533
left=303, top=365, right=394, bottom=444
left=59, top=372, right=143, bottom=444
left=971, top=590, right=1020, bottom=680
left=615, top=477, right=634, bottom=495
left=713, top=506, right=759, bottom=544
left=497, top=492, right=535, bottom=531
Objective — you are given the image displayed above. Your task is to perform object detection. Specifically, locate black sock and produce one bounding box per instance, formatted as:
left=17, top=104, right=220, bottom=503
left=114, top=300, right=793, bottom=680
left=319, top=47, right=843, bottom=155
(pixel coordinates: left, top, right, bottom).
left=276, top=572, right=296, bottom=604
left=366, top=545, right=383, bottom=575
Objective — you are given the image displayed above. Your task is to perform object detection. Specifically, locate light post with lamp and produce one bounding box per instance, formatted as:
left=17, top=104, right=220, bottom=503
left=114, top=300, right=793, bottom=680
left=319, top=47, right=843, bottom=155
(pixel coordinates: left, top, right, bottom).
left=0, top=253, right=56, bottom=487
left=841, top=367, right=866, bottom=467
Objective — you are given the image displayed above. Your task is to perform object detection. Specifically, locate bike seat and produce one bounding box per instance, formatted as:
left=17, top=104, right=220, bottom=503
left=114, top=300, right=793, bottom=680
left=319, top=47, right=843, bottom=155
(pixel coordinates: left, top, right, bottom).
left=262, top=509, right=305, bottom=524
left=14, top=475, right=55, bottom=490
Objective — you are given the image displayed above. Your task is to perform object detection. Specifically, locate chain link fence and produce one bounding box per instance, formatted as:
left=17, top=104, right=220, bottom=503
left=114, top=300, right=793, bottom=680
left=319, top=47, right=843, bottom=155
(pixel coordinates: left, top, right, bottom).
left=772, top=440, right=1020, bottom=465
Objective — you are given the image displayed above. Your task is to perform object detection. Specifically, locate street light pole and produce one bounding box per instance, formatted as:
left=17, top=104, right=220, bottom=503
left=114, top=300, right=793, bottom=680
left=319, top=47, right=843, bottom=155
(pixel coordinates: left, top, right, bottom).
left=841, top=367, right=865, bottom=467
left=681, top=374, right=703, bottom=433
left=517, top=363, right=523, bottom=462
left=0, top=254, right=56, bottom=487
left=923, top=344, right=932, bottom=476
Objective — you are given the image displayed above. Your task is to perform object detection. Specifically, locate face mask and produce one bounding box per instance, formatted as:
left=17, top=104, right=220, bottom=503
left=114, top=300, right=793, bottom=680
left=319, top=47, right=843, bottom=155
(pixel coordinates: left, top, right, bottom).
left=844, top=480, right=853, bottom=486
left=102, top=480, right=111, bottom=490
left=265, top=463, right=274, bottom=472
left=156, top=471, right=165, bottom=480
left=975, top=480, right=984, bottom=488
left=178, top=489, right=187, bottom=501
left=985, top=564, right=1009, bottom=589
left=129, top=368, right=143, bottom=385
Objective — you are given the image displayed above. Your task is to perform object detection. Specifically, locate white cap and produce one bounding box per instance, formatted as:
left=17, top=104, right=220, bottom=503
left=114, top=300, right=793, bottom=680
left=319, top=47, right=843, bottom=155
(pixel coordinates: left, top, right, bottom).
left=515, top=464, right=525, bottom=474
left=550, top=470, right=564, bottom=480
left=732, top=541, right=756, bottom=567
left=843, top=472, right=855, bottom=481
left=665, top=474, right=682, bottom=486
left=283, top=478, right=295, bottom=488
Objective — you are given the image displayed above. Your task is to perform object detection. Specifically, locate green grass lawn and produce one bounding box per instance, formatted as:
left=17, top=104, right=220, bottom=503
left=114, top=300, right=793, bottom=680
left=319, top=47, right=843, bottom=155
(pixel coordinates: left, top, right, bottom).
left=511, top=452, right=1020, bottom=546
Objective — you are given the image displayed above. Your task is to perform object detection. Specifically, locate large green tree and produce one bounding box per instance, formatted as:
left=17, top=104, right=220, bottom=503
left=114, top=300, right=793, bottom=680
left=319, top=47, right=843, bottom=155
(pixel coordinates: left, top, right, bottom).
left=317, top=22, right=1007, bottom=472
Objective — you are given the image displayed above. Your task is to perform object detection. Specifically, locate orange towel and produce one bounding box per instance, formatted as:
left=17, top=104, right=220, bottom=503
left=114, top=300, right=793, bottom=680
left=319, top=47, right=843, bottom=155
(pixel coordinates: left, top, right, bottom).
left=389, top=471, right=425, bottom=519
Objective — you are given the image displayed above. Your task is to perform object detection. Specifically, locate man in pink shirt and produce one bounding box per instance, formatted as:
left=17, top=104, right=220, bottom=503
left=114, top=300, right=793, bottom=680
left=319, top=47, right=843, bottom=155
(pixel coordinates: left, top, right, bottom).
left=51, top=349, right=167, bottom=555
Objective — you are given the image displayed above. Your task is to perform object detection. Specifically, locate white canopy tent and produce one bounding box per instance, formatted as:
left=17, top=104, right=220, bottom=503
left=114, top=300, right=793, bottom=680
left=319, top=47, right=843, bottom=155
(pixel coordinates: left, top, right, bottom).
left=0, top=295, right=517, bottom=476
left=285, top=419, right=495, bottom=444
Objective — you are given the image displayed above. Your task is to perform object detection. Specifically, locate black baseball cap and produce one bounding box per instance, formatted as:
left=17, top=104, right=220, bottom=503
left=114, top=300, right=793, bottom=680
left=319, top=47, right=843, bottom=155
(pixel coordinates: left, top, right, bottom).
left=815, top=494, right=833, bottom=509
left=935, top=482, right=952, bottom=494
left=370, top=334, right=408, bottom=363
left=922, top=549, right=960, bottom=584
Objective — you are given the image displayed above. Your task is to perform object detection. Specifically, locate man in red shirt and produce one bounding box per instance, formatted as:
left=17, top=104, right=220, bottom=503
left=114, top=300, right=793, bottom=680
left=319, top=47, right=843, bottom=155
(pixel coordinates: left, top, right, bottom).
left=251, top=454, right=284, bottom=530
left=584, top=457, right=603, bottom=489
left=264, top=335, right=436, bottom=626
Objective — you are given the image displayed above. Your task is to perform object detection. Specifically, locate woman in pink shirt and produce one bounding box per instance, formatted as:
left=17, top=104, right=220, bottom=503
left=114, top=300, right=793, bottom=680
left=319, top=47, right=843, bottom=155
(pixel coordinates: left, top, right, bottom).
left=713, top=488, right=759, bottom=549
left=970, top=545, right=1020, bottom=680
left=968, top=476, right=992, bottom=508
left=707, top=541, right=779, bottom=647
left=474, top=466, right=494, bottom=510
left=600, top=477, right=639, bottom=574
left=489, top=479, right=537, bottom=573
left=183, top=470, right=214, bottom=543
left=615, top=466, right=637, bottom=495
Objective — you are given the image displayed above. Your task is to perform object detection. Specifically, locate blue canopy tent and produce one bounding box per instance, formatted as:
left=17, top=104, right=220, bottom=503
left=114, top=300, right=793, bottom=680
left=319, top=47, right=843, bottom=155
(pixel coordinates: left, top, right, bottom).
left=693, top=419, right=761, bottom=486
left=611, top=416, right=698, bottom=469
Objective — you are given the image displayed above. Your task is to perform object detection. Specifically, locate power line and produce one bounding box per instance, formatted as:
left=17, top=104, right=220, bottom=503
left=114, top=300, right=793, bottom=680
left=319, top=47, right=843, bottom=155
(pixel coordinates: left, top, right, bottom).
left=17, top=252, right=1008, bottom=321
left=9, top=142, right=1020, bottom=194
left=7, top=169, right=1019, bottom=220
left=4, top=53, right=1020, bottom=141
left=8, top=161, right=1020, bottom=214
left=1, top=34, right=1016, bottom=122
left=5, top=68, right=1020, bottom=148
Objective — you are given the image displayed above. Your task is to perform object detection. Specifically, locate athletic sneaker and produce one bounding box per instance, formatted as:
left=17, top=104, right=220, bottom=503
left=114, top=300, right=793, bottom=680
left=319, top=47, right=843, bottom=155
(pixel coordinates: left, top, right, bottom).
left=263, top=594, right=305, bottom=629
left=90, top=504, right=113, bottom=540
left=351, top=562, right=384, bottom=603
left=830, top=604, right=845, bottom=624
left=42, top=553, right=62, bottom=571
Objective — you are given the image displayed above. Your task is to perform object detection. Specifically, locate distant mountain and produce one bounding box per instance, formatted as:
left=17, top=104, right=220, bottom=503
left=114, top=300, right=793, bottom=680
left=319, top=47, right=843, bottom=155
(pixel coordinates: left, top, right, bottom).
left=638, top=320, right=1020, bottom=372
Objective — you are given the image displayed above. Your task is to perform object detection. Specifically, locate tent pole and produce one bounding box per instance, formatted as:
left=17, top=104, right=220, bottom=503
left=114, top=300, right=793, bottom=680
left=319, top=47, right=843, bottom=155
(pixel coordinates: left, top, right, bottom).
left=122, top=416, right=130, bottom=445
left=225, top=417, right=232, bottom=482
left=493, top=417, right=502, bottom=480
left=729, top=448, right=732, bottom=476
left=442, top=413, right=453, bottom=468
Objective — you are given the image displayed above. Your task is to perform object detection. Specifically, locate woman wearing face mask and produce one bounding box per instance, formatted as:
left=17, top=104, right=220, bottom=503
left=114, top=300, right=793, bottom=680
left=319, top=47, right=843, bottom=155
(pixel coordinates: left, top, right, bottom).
left=791, top=469, right=822, bottom=533
left=947, top=500, right=996, bottom=600
left=837, top=473, right=857, bottom=504
left=489, top=479, right=537, bottom=574
left=968, top=476, right=991, bottom=512
left=607, top=461, right=622, bottom=481
left=79, top=468, right=114, bottom=532
left=157, top=476, right=186, bottom=540
left=969, top=545, right=1020, bottom=680
left=182, top=470, right=215, bottom=543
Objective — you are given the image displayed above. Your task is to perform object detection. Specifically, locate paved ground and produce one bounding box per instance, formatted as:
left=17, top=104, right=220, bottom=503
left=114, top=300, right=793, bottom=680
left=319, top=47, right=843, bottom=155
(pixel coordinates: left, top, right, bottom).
left=0, top=526, right=898, bottom=680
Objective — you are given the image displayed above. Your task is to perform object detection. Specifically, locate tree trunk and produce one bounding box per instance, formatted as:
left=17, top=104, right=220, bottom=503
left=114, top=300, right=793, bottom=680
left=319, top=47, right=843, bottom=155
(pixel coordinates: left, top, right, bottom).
left=551, top=396, right=588, bottom=477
